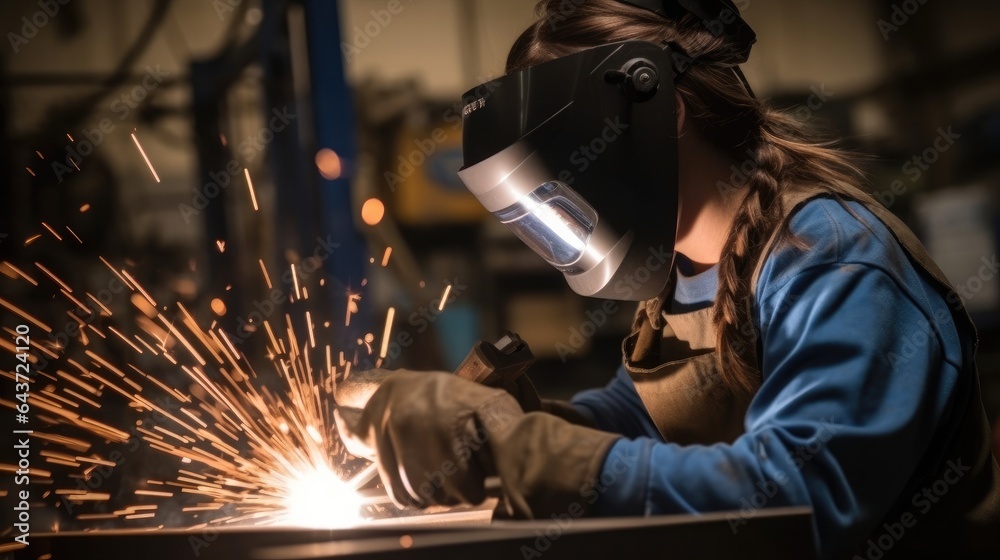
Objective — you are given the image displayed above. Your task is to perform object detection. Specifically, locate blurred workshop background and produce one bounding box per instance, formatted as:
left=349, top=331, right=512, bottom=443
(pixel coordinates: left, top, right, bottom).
left=2, top=0, right=999, bottom=455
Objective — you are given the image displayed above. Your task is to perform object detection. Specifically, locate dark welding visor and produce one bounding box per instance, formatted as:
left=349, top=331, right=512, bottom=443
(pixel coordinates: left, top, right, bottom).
left=458, top=41, right=680, bottom=300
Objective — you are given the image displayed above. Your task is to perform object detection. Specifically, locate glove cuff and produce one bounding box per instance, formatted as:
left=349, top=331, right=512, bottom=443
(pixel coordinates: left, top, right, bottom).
left=494, top=412, right=621, bottom=519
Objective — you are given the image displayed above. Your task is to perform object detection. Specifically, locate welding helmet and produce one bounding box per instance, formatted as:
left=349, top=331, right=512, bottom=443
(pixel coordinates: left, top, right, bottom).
left=457, top=0, right=755, bottom=301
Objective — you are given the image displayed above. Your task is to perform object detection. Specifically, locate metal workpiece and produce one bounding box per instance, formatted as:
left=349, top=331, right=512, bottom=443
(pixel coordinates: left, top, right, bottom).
left=17, top=507, right=815, bottom=560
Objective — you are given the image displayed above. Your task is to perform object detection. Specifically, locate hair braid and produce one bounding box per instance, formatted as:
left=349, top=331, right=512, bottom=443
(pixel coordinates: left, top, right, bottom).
left=713, top=112, right=787, bottom=396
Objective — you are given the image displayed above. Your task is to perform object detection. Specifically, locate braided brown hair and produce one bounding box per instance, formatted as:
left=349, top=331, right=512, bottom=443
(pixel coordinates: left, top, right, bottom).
left=507, top=0, right=864, bottom=397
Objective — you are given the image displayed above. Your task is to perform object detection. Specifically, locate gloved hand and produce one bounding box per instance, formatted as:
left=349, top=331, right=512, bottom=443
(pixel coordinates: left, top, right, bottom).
left=334, top=365, right=598, bottom=429
left=333, top=367, right=395, bottom=410
left=334, top=369, right=621, bottom=518
left=334, top=368, right=518, bottom=508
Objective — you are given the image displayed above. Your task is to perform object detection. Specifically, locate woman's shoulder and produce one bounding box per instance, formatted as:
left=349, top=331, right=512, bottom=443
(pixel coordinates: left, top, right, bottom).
left=755, top=193, right=921, bottom=300
left=753, top=191, right=966, bottom=374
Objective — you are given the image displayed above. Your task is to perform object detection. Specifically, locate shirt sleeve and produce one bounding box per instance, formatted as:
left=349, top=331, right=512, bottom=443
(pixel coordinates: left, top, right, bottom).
left=590, top=261, right=961, bottom=559
left=570, top=365, right=662, bottom=440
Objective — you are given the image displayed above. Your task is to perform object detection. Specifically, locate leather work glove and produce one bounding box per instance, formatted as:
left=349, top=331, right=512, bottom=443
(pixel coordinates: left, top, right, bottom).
left=333, top=369, right=621, bottom=518
left=333, top=360, right=597, bottom=430
left=333, top=367, right=394, bottom=411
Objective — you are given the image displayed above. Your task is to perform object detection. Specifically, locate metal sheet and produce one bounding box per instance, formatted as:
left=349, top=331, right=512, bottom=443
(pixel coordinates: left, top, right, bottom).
left=15, top=507, right=815, bottom=560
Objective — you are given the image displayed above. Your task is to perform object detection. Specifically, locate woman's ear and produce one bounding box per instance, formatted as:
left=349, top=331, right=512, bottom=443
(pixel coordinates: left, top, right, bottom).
left=675, top=91, right=686, bottom=136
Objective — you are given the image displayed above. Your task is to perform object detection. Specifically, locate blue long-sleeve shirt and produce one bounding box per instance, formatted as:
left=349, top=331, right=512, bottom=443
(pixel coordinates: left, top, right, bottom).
left=570, top=197, right=965, bottom=559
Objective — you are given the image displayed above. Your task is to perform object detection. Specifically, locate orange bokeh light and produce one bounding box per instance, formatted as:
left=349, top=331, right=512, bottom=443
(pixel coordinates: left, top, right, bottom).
left=315, top=148, right=342, bottom=180
left=210, top=298, right=227, bottom=316
left=361, top=198, right=385, bottom=226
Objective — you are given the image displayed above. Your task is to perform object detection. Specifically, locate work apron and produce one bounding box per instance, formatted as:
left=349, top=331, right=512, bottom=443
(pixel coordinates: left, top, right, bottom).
left=621, top=183, right=1000, bottom=556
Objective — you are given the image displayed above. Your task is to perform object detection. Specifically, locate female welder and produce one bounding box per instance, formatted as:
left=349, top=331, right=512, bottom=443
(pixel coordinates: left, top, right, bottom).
left=335, top=1, right=1000, bottom=558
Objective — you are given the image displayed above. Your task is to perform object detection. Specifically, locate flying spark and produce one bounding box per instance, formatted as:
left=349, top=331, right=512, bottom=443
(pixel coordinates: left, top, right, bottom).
left=130, top=132, right=161, bottom=183
left=259, top=259, right=273, bottom=290
left=291, top=264, right=302, bottom=301
left=438, top=285, right=452, bottom=311
left=379, top=307, right=395, bottom=360
left=345, top=293, right=361, bottom=327
left=40, top=222, right=63, bottom=241
left=244, top=168, right=259, bottom=212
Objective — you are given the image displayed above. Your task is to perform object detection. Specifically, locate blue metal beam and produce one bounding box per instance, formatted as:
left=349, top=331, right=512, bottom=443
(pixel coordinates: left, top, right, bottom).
left=303, top=0, right=370, bottom=333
